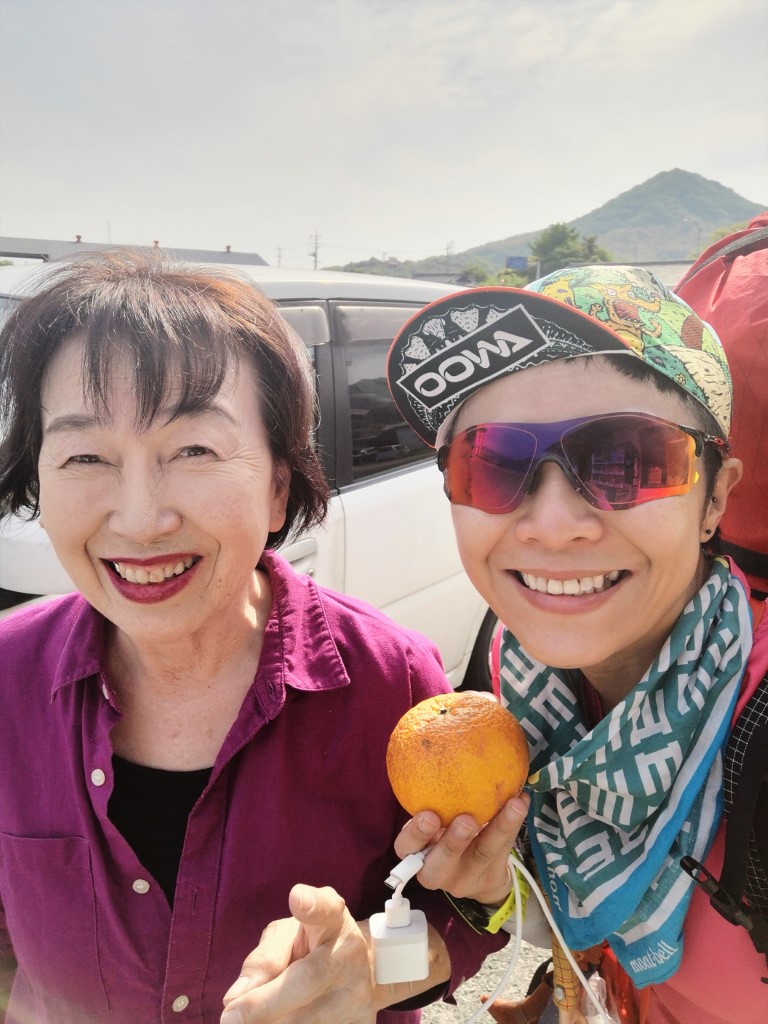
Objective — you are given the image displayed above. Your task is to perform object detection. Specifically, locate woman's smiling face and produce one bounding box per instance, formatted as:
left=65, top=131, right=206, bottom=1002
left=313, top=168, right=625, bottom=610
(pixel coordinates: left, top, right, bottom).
left=37, top=332, right=289, bottom=647
left=448, top=357, right=738, bottom=696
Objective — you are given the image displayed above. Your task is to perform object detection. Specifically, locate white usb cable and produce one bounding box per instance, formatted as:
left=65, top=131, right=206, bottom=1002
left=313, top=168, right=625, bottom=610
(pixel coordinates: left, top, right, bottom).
left=371, top=851, right=611, bottom=1022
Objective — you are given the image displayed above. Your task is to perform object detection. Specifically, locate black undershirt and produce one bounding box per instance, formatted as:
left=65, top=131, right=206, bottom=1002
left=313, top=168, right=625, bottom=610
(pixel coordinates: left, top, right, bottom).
left=108, top=755, right=212, bottom=906
left=107, top=756, right=449, bottom=1009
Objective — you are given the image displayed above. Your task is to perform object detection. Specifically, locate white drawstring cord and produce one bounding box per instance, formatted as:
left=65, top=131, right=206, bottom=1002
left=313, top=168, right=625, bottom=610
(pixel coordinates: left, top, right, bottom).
left=463, top=855, right=610, bottom=1023
left=461, top=856, right=524, bottom=1024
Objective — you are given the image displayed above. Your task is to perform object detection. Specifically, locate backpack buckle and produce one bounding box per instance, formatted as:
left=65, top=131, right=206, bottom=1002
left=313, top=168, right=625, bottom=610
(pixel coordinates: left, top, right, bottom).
left=682, top=856, right=768, bottom=982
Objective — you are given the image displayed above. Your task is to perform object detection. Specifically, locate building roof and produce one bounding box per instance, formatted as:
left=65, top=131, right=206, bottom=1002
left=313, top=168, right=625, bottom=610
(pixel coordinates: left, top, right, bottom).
left=0, top=235, right=268, bottom=266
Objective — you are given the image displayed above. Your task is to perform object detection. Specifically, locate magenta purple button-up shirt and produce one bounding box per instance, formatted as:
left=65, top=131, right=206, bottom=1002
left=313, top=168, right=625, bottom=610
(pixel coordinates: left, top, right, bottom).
left=0, top=551, right=504, bottom=1024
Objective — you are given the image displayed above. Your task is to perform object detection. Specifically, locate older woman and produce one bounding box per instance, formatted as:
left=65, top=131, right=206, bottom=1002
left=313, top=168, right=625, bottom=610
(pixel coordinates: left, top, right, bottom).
left=388, top=266, right=768, bottom=1024
left=0, top=250, right=524, bottom=1024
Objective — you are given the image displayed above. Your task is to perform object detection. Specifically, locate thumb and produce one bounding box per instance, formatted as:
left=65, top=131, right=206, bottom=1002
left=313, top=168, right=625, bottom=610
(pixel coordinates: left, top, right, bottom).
left=288, top=884, right=347, bottom=948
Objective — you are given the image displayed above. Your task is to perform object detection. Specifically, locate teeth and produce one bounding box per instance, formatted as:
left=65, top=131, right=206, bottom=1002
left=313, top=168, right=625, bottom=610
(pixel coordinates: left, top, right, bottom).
left=520, top=571, right=622, bottom=596
left=112, top=557, right=194, bottom=585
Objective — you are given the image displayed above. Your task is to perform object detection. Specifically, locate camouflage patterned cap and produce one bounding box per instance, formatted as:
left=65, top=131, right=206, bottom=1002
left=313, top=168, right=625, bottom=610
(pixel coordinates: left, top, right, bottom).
left=386, top=264, right=732, bottom=447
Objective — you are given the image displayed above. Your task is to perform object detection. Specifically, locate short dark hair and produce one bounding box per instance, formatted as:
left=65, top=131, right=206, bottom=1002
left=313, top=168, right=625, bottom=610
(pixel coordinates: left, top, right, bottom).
left=0, top=249, right=329, bottom=548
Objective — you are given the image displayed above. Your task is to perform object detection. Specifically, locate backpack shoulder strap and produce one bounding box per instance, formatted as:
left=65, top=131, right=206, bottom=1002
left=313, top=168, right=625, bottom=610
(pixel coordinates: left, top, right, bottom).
left=721, top=669, right=768, bottom=909
left=682, top=665, right=768, bottom=981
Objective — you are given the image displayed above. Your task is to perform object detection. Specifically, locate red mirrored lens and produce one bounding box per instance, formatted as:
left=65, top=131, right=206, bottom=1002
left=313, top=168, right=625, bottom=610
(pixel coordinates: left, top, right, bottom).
left=561, top=417, right=698, bottom=510
left=440, top=415, right=699, bottom=514
left=441, top=424, right=538, bottom=513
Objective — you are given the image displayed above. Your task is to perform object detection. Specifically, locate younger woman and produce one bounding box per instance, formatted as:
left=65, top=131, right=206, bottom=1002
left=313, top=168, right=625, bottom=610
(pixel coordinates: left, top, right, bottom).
left=387, top=265, right=766, bottom=1023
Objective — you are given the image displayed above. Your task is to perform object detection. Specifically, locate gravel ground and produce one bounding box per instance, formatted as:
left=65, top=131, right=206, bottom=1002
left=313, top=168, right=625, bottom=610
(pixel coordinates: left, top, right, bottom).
left=421, top=941, right=548, bottom=1023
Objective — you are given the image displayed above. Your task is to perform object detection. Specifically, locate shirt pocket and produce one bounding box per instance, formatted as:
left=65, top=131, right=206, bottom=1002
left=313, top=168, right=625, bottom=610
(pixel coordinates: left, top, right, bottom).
left=0, top=831, right=109, bottom=1017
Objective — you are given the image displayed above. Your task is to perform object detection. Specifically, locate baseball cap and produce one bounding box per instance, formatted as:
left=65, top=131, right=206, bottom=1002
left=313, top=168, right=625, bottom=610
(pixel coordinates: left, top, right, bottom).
left=386, top=265, right=732, bottom=447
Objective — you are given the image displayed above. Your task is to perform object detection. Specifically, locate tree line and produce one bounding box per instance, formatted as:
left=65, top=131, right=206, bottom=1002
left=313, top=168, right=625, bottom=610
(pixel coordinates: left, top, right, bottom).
left=458, top=223, right=613, bottom=286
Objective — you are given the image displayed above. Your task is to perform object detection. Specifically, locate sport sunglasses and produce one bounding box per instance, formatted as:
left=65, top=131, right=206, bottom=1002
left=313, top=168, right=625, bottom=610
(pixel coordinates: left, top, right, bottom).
left=436, top=412, right=730, bottom=514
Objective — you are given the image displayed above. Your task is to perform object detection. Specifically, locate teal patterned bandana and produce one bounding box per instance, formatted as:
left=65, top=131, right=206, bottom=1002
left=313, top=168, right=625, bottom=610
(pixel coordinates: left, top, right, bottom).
left=499, top=557, right=752, bottom=987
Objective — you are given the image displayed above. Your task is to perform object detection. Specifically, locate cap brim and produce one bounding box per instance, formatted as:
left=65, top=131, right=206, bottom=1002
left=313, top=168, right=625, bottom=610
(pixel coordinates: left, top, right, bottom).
left=386, top=287, right=630, bottom=447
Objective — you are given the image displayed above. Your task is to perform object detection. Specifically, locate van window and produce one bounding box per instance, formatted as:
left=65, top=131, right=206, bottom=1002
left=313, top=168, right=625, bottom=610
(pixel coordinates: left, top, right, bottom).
left=278, top=303, right=330, bottom=349
left=273, top=302, right=335, bottom=483
left=333, top=304, right=431, bottom=481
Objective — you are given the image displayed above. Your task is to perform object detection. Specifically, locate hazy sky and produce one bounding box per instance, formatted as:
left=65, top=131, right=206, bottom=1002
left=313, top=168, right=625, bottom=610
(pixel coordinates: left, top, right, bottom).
left=1, top=0, right=766, bottom=268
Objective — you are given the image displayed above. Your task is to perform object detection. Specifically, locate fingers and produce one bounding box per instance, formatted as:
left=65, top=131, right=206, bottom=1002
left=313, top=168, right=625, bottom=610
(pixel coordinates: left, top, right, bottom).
left=418, top=794, right=530, bottom=905
left=224, top=946, right=331, bottom=1023
left=223, top=886, right=346, bottom=1006
left=221, top=886, right=363, bottom=1024
left=473, top=794, right=530, bottom=862
left=393, top=810, right=443, bottom=857
left=287, top=884, right=347, bottom=946
left=414, top=813, right=482, bottom=893
left=222, top=917, right=302, bottom=1008
left=220, top=957, right=321, bottom=1024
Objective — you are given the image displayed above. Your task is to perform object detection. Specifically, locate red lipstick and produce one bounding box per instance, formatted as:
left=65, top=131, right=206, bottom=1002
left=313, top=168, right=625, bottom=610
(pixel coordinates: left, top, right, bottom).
left=102, top=556, right=201, bottom=604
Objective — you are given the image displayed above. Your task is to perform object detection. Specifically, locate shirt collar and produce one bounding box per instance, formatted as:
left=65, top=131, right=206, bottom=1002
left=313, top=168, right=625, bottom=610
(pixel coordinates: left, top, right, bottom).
left=50, top=594, right=110, bottom=698
left=258, top=549, right=351, bottom=695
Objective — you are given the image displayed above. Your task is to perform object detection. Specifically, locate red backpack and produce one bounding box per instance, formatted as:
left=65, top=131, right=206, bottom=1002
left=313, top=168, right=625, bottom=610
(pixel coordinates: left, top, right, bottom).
left=676, top=213, right=768, bottom=979
left=676, top=213, right=768, bottom=603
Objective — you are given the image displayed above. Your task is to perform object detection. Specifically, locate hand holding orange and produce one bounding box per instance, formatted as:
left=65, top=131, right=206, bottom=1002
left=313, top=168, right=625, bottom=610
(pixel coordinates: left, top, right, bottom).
left=386, top=691, right=530, bottom=827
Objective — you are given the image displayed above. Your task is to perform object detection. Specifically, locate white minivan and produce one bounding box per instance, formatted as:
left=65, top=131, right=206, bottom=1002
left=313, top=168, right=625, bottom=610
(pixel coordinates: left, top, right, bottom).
left=0, top=258, right=497, bottom=689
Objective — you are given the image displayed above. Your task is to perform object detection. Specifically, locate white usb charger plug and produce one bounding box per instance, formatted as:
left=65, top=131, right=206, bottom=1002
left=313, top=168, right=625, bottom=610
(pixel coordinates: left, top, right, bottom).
left=370, top=851, right=429, bottom=984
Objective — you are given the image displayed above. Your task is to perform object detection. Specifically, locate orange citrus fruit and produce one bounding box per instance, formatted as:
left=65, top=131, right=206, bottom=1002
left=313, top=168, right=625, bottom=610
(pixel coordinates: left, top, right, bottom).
left=386, top=691, right=530, bottom=827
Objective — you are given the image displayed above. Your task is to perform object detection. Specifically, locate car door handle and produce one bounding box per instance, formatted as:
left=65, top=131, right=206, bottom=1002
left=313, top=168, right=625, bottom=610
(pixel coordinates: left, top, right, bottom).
left=280, top=536, right=318, bottom=574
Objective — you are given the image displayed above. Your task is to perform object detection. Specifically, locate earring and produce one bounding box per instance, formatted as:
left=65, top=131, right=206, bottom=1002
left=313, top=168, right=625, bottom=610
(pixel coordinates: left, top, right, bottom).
left=703, top=528, right=713, bottom=536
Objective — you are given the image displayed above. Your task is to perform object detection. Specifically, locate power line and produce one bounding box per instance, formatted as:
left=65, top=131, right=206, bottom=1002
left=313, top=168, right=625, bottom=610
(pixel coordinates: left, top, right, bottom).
left=317, top=241, right=451, bottom=257
left=254, top=236, right=459, bottom=259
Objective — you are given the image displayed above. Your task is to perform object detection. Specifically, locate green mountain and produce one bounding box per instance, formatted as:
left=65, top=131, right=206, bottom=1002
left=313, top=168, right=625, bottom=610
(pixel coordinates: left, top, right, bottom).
left=329, top=170, right=765, bottom=277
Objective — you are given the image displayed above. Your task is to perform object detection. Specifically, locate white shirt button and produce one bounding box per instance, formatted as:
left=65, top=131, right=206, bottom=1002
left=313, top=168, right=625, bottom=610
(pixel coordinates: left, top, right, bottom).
left=132, top=879, right=150, bottom=894
left=90, top=769, right=106, bottom=787
left=172, top=995, right=190, bottom=1012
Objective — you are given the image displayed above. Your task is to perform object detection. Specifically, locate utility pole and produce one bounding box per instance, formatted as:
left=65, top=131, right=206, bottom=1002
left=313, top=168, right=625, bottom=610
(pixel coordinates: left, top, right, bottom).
left=446, top=241, right=454, bottom=259
left=275, top=244, right=283, bottom=267
left=309, top=232, right=320, bottom=270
